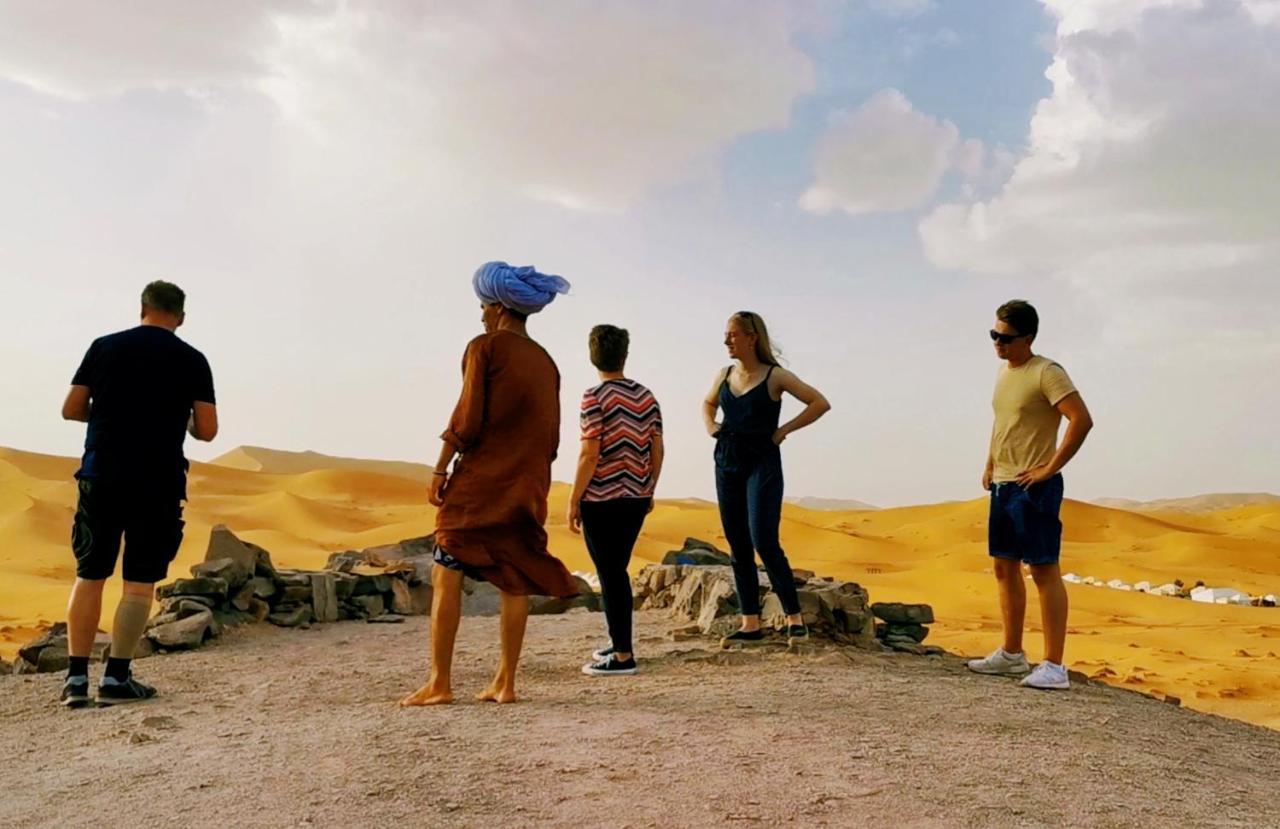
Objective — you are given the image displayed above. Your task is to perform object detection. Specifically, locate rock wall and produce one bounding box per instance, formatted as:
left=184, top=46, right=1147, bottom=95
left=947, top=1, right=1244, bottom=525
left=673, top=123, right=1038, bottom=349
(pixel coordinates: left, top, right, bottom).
left=633, top=538, right=943, bottom=653
left=11, top=525, right=600, bottom=673
left=633, top=552, right=878, bottom=647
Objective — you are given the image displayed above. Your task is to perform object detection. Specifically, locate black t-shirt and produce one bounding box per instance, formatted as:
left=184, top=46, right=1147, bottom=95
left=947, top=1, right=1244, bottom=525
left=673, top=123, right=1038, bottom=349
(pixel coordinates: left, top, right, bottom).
left=72, top=326, right=215, bottom=492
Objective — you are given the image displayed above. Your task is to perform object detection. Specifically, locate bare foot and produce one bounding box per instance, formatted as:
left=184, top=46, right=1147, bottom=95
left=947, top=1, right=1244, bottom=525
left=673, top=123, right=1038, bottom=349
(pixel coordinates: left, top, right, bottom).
left=399, top=684, right=454, bottom=707
left=475, top=681, right=518, bottom=704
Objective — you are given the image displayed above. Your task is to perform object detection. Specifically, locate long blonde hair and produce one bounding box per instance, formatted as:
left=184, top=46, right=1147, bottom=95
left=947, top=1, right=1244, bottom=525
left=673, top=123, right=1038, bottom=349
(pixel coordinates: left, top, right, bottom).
left=732, top=311, right=781, bottom=366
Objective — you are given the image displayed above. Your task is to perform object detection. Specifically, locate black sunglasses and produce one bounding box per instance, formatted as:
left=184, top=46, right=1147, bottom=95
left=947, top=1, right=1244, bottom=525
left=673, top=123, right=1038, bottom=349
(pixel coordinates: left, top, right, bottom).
left=989, top=329, right=1029, bottom=345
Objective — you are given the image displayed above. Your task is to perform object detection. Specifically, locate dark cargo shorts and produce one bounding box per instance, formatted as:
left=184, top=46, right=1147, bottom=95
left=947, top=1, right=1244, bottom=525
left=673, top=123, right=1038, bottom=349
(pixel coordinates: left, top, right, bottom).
left=71, top=479, right=186, bottom=583
left=988, top=474, right=1064, bottom=566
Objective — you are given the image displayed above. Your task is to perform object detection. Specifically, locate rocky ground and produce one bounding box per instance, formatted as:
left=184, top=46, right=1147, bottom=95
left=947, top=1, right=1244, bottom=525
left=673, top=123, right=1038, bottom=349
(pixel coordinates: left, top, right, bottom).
left=3, top=609, right=1279, bottom=829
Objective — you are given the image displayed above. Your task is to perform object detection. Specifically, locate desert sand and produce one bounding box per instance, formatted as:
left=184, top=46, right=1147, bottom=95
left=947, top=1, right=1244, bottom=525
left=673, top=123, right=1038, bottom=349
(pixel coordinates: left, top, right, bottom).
left=2, top=445, right=1279, bottom=730
left=4, top=610, right=1280, bottom=828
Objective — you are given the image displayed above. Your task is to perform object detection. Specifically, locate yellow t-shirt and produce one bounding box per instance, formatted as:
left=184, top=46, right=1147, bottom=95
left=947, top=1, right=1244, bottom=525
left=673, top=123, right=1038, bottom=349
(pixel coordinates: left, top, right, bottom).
left=990, top=355, right=1078, bottom=483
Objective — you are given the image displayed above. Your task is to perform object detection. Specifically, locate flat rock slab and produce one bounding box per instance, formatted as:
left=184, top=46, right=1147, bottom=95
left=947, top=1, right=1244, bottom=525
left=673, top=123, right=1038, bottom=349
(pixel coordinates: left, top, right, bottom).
left=147, top=609, right=217, bottom=650
left=267, top=606, right=312, bottom=628
left=157, top=577, right=230, bottom=601
left=870, top=602, right=935, bottom=625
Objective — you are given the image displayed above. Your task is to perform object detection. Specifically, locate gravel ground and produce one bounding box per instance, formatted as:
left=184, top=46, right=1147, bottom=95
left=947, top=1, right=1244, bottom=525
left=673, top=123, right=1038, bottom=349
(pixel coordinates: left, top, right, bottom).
left=3, top=609, right=1279, bottom=828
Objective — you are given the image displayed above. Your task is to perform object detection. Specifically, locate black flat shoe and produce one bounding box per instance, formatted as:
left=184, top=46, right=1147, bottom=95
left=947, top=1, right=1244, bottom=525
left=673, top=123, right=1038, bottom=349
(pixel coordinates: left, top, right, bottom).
left=720, top=629, right=765, bottom=649
left=582, top=655, right=638, bottom=676
left=96, top=675, right=158, bottom=706
left=61, top=677, right=91, bottom=709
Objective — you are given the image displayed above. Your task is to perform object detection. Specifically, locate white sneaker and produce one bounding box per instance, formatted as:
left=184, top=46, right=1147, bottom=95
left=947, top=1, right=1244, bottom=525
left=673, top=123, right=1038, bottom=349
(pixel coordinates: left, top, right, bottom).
left=967, top=648, right=1031, bottom=676
left=1020, top=661, right=1071, bottom=690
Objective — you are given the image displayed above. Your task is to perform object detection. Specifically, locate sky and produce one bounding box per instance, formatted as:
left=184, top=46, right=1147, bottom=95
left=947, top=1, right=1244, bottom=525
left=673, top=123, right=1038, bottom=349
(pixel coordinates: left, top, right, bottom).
left=1, top=0, right=1277, bottom=507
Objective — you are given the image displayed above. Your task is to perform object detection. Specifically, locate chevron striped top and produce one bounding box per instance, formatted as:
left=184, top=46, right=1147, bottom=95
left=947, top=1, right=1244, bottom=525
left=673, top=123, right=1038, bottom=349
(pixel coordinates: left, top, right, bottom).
left=580, top=379, right=663, bottom=501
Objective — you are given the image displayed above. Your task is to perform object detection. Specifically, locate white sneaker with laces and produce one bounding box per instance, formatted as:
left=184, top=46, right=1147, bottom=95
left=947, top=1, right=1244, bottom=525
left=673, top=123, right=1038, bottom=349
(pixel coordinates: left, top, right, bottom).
left=966, top=648, right=1031, bottom=676
left=1020, top=661, right=1071, bottom=690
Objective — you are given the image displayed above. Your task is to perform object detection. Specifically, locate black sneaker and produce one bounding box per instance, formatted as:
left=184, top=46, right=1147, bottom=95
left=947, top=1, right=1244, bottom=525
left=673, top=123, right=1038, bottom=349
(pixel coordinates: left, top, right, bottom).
left=95, top=675, right=158, bottom=706
left=719, top=629, right=765, bottom=649
left=61, top=677, right=92, bottom=709
left=786, top=624, right=810, bottom=644
left=591, top=645, right=615, bottom=661
left=581, top=654, right=638, bottom=676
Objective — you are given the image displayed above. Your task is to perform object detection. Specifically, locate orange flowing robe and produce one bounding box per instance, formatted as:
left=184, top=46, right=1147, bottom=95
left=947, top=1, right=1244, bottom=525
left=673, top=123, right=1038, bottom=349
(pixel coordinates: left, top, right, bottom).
left=435, top=330, right=578, bottom=597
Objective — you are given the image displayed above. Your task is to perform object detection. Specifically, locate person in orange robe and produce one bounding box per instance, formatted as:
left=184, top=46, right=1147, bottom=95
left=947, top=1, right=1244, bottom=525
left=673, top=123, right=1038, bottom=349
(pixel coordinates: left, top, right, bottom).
left=401, top=261, right=577, bottom=706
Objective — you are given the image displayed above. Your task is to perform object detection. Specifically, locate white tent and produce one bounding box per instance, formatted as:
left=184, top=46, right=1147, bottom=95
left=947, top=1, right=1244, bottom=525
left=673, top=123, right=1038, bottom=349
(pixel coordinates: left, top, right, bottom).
left=1063, top=573, right=1083, bottom=584
left=1191, top=587, right=1249, bottom=604
left=1134, top=581, right=1152, bottom=592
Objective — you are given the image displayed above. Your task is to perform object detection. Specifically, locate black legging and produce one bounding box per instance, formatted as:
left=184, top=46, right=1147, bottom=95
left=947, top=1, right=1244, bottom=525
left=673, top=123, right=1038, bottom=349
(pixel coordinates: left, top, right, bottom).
left=580, top=497, right=651, bottom=654
left=714, top=444, right=800, bottom=617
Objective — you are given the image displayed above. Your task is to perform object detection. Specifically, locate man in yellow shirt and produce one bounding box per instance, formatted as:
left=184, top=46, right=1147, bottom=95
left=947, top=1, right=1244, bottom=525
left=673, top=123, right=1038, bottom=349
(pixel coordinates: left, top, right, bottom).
left=968, top=300, right=1093, bottom=690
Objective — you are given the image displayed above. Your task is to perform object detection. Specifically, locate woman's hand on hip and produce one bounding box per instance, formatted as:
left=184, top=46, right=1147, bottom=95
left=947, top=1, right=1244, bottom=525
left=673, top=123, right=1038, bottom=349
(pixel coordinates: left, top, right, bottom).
left=772, top=428, right=788, bottom=446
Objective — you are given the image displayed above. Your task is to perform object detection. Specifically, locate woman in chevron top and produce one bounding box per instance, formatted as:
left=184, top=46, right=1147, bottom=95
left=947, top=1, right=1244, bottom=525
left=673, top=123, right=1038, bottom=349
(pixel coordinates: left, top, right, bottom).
left=568, top=324, right=664, bottom=676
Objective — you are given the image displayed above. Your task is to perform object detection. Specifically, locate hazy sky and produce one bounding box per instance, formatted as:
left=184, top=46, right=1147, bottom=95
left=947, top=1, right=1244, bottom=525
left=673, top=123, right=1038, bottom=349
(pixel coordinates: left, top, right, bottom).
left=2, top=1, right=1277, bottom=506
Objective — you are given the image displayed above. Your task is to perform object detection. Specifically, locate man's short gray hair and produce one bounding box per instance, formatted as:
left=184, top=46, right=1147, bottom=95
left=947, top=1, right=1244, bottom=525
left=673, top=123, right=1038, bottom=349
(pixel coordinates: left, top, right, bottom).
left=141, top=281, right=186, bottom=315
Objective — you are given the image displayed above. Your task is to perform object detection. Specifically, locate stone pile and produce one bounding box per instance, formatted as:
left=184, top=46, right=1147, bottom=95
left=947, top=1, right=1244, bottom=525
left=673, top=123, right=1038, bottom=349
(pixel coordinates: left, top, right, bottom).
left=871, top=602, right=943, bottom=655
left=661, top=538, right=733, bottom=567
left=10, top=524, right=601, bottom=673
left=143, top=525, right=438, bottom=654
left=633, top=538, right=876, bottom=647
left=7, top=623, right=113, bottom=675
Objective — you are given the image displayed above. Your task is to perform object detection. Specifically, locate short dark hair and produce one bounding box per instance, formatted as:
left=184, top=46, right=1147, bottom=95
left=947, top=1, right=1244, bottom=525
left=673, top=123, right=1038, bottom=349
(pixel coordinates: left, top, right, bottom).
left=996, top=299, right=1038, bottom=338
left=141, top=281, right=186, bottom=315
left=589, top=325, right=629, bottom=372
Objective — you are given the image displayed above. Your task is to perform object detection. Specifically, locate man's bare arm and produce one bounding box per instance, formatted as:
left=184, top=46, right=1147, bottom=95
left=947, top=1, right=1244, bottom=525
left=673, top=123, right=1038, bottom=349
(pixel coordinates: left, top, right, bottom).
left=62, top=386, right=91, bottom=422
left=1015, top=392, right=1093, bottom=486
left=189, top=401, right=219, bottom=442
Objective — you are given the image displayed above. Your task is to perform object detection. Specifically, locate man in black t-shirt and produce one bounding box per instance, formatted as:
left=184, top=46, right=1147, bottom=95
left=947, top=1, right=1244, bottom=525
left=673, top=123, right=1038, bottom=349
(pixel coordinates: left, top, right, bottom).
left=60, top=281, right=218, bottom=707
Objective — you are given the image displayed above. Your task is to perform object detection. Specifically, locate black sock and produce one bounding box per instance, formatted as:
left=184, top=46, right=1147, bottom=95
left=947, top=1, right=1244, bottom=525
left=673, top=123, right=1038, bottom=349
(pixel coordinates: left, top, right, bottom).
left=67, top=656, right=90, bottom=681
left=105, top=656, right=132, bottom=683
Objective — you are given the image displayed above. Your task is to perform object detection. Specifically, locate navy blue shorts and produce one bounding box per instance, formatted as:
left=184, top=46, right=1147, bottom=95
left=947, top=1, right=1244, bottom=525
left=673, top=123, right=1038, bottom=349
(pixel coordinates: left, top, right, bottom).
left=71, top=479, right=185, bottom=583
left=433, top=548, right=483, bottom=581
left=988, top=474, right=1064, bottom=566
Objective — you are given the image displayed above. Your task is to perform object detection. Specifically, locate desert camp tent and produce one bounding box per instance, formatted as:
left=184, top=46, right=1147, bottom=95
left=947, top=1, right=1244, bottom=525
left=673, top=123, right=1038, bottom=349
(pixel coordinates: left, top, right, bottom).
left=1190, top=586, right=1249, bottom=604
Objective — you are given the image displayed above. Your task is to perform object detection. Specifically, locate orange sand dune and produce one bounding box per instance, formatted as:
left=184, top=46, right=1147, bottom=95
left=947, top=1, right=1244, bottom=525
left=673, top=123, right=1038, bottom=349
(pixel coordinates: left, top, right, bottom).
left=1094, top=492, right=1280, bottom=513
left=2, top=445, right=1279, bottom=730
left=211, top=446, right=433, bottom=482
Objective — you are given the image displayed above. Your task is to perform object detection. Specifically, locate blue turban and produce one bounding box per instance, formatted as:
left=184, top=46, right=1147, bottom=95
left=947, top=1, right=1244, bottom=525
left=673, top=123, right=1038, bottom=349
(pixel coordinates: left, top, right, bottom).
left=472, top=261, right=571, bottom=316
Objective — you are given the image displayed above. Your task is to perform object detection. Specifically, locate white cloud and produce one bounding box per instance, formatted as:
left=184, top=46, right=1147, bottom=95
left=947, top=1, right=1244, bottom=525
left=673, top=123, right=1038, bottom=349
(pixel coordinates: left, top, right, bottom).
left=0, top=1, right=321, bottom=99
left=262, top=2, right=816, bottom=212
left=920, top=0, right=1280, bottom=287
left=0, top=1, right=815, bottom=213
left=800, top=88, right=994, bottom=216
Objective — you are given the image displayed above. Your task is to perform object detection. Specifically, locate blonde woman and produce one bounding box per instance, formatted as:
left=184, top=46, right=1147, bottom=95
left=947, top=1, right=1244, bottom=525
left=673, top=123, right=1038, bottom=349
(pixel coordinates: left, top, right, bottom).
left=702, top=311, right=830, bottom=646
